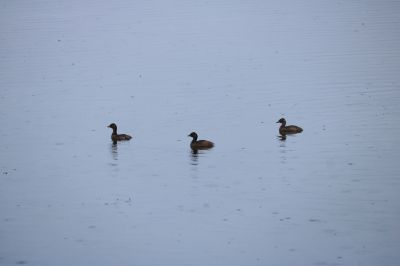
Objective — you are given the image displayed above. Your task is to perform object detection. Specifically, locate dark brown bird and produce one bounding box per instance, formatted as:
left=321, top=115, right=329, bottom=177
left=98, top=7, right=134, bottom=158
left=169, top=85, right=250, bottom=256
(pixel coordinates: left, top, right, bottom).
left=188, top=132, right=214, bottom=150
left=276, top=118, right=303, bottom=135
left=107, top=123, right=132, bottom=142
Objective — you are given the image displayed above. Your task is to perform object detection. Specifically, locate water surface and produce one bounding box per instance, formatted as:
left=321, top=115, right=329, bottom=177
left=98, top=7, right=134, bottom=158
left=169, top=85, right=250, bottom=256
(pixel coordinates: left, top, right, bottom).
left=1, top=1, right=399, bottom=265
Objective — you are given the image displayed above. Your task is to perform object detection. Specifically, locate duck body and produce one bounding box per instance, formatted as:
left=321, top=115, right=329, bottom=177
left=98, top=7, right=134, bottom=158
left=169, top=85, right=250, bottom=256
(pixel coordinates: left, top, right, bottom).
left=188, top=132, right=214, bottom=150
left=276, top=118, right=303, bottom=135
left=108, top=123, right=132, bottom=142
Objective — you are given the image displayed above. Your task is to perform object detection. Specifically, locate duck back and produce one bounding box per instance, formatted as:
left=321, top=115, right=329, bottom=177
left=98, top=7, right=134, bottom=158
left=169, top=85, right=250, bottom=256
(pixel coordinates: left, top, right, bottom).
left=111, top=133, right=132, bottom=142
left=190, top=140, right=214, bottom=150
left=280, top=125, right=303, bottom=134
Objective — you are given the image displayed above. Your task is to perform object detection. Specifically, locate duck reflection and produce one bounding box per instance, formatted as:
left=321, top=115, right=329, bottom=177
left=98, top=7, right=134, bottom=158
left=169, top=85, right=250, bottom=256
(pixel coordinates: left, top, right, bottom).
left=110, top=142, right=118, bottom=161
left=190, top=149, right=199, bottom=166
left=278, top=134, right=287, bottom=141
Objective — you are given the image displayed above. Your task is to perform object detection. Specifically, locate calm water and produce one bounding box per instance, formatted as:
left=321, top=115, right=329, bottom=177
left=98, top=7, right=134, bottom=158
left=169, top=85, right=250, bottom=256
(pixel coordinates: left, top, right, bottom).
left=1, top=1, right=400, bottom=265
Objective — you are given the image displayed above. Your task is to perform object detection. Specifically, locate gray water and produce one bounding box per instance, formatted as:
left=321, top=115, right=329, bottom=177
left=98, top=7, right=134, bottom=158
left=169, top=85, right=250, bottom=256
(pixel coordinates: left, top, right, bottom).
left=1, top=1, right=400, bottom=265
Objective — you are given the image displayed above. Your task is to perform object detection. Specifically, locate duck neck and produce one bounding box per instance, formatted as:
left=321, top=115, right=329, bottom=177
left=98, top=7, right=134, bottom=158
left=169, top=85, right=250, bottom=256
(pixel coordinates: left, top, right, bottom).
left=191, top=136, right=198, bottom=143
left=280, top=121, right=286, bottom=128
left=112, top=127, right=118, bottom=135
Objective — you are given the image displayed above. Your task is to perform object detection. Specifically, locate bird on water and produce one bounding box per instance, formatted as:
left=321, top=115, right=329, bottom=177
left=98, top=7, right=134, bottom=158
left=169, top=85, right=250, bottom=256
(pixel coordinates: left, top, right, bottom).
left=276, top=118, right=303, bottom=135
left=188, top=132, right=214, bottom=150
left=107, top=123, right=132, bottom=142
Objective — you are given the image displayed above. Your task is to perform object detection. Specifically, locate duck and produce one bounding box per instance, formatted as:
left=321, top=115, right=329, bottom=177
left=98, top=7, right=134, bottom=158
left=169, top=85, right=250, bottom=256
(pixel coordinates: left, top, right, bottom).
left=107, top=123, right=132, bottom=142
left=276, top=118, right=303, bottom=135
left=188, top=132, right=214, bottom=150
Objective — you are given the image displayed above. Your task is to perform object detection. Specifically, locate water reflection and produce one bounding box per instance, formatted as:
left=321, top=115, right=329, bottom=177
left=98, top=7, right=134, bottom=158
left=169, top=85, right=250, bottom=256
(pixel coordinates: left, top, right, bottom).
left=189, top=148, right=213, bottom=167
left=190, top=149, right=199, bottom=166
left=277, top=135, right=288, bottom=164
left=278, top=134, right=287, bottom=142
left=277, top=134, right=301, bottom=165
left=110, top=142, right=118, bottom=161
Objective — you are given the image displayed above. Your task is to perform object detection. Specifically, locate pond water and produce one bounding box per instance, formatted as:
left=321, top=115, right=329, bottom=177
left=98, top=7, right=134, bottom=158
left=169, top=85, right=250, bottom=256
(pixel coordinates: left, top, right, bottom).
left=1, top=1, right=399, bottom=265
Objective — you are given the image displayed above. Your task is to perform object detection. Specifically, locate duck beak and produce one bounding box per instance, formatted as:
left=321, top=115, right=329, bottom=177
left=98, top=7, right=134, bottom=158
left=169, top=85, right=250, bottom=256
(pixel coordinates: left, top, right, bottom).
left=276, top=121, right=280, bottom=123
